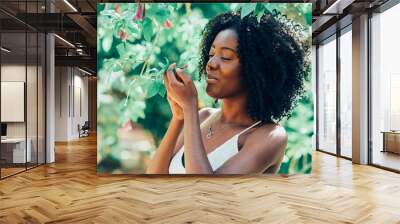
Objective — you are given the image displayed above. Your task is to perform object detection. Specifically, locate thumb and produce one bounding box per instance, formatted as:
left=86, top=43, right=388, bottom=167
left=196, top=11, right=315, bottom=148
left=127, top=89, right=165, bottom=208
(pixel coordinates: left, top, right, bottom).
left=175, top=68, right=191, bottom=84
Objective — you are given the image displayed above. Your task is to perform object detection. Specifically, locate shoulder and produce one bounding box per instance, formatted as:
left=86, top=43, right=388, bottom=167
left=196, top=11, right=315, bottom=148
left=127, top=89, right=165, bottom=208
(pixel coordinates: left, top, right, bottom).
left=259, top=123, right=287, bottom=145
left=257, top=123, right=287, bottom=149
left=198, top=107, right=219, bottom=123
left=244, top=123, right=288, bottom=160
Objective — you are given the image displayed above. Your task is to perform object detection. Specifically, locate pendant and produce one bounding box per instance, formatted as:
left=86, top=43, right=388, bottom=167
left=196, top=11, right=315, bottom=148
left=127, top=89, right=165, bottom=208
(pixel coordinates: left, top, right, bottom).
left=207, top=126, right=213, bottom=139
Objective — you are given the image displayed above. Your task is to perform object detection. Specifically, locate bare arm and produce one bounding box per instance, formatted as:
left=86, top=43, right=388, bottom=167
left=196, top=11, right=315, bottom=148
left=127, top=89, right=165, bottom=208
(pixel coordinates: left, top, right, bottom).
left=183, top=104, right=214, bottom=174
left=146, top=118, right=183, bottom=174
left=215, top=125, right=287, bottom=174
left=146, top=63, right=185, bottom=174
left=161, top=66, right=213, bottom=174
left=146, top=107, right=213, bottom=174
left=173, top=107, right=214, bottom=157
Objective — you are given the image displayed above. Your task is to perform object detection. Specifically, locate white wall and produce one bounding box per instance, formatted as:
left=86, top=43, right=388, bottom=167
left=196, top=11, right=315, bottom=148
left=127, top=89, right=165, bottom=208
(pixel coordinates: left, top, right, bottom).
left=55, top=66, right=68, bottom=141
left=1, top=63, right=46, bottom=164
left=1, top=65, right=31, bottom=137
left=54, top=67, right=89, bottom=141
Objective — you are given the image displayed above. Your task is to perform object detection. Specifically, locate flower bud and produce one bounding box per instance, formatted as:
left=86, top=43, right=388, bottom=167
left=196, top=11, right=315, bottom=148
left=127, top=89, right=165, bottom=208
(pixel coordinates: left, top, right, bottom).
left=114, top=4, right=121, bottom=14
left=164, top=19, right=172, bottom=29
left=134, top=3, right=146, bottom=20
left=119, top=30, right=127, bottom=41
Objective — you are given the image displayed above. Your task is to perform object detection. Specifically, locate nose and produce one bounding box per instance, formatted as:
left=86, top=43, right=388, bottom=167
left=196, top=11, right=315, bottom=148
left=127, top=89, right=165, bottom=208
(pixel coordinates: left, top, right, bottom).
left=206, top=56, right=218, bottom=72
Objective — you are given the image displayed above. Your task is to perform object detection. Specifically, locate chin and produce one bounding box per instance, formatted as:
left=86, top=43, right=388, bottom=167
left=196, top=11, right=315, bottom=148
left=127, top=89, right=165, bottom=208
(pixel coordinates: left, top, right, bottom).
left=206, top=85, right=218, bottom=98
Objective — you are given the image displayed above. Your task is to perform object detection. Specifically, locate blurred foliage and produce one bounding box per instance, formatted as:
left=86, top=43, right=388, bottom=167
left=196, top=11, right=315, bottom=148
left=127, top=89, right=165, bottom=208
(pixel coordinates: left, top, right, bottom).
left=97, top=3, right=313, bottom=174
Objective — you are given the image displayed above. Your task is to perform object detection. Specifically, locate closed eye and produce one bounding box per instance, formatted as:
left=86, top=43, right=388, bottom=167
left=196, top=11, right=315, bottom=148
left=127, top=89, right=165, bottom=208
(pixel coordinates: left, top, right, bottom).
left=208, top=55, right=231, bottom=61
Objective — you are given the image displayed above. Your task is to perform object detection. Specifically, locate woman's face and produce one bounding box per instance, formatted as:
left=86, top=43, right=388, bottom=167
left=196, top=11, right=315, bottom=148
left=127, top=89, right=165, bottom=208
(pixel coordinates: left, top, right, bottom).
left=205, top=29, right=245, bottom=99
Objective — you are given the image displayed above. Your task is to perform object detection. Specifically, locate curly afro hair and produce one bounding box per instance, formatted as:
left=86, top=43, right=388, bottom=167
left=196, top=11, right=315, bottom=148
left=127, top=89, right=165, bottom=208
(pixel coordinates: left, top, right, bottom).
left=198, top=11, right=310, bottom=123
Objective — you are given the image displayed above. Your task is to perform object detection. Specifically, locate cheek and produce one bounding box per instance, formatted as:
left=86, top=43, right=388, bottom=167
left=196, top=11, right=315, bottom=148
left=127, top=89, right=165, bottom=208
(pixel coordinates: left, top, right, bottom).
left=221, top=63, right=243, bottom=89
left=206, top=62, right=244, bottom=98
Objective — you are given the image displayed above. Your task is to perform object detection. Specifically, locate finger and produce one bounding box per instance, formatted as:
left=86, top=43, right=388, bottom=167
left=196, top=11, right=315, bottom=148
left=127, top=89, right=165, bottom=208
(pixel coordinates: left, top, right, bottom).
left=167, top=93, right=179, bottom=104
left=165, top=63, right=176, bottom=88
left=167, top=94, right=174, bottom=104
left=164, top=76, right=171, bottom=93
left=175, top=68, right=191, bottom=84
left=163, top=73, right=168, bottom=88
left=167, top=65, right=183, bottom=87
left=166, top=63, right=176, bottom=77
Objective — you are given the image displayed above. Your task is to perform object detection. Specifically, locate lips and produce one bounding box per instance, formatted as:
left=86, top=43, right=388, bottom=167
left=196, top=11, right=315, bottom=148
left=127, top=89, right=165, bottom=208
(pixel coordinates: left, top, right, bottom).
left=206, top=73, right=218, bottom=84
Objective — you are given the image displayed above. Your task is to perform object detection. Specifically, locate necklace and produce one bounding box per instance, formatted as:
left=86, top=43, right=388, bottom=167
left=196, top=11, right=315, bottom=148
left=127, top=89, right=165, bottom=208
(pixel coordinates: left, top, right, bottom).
left=206, top=112, right=241, bottom=139
left=207, top=120, right=228, bottom=139
left=206, top=125, right=214, bottom=139
left=206, top=112, right=223, bottom=139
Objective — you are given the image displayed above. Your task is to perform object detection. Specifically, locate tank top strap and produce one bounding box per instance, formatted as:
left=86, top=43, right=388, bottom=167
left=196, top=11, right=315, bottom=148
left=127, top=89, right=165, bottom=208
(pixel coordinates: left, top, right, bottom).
left=237, top=120, right=262, bottom=136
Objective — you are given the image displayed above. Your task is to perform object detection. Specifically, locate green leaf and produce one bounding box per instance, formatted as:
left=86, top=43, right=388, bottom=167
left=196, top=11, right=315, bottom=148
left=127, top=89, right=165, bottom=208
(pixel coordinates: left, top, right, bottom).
left=102, top=35, right=113, bottom=52
left=255, top=4, right=265, bottom=23
left=100, top=9, right=117, bottom=17
left=132, top=62, right=142, bottom=72
left=146, top=81, right=161, bottom=99
left=257, top=10, right=264, bottom=23
left=139, top=77, right=152, bottom=89
left=143, top=18, right=154, bottom=41
left=304, top=10, right=312, bottom=26
left=158, top=85, right=166, bottom=97
left=147, top=68, right=159, bottom=75
left=254, top=3, right=264, bottom=15
left=122, top=61, right=132, bottom=73
left=241, top=4, right=256, bottom=19
left=116, top=43, right=125, bottom=57
left=112, top=62, right=122, bottom=72
left=154, top=10, right=169, bottom=25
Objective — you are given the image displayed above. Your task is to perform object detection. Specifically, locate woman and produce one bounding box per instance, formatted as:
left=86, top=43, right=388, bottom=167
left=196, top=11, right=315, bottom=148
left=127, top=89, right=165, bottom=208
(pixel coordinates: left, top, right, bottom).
left=146, top=11, right=308, bottom=174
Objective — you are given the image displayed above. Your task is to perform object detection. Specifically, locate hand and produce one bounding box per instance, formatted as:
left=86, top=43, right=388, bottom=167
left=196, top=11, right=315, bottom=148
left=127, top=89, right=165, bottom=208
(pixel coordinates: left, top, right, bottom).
left=164, top=64, right=183, bottom=120
left=166, top=94, right=184, bottom=121
left=164, top=63, right=198, bottom=111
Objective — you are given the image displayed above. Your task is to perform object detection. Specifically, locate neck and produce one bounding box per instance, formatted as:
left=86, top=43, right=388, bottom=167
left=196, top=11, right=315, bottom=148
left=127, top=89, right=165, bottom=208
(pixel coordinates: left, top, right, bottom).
left=219, top=92, right=256, bottom=126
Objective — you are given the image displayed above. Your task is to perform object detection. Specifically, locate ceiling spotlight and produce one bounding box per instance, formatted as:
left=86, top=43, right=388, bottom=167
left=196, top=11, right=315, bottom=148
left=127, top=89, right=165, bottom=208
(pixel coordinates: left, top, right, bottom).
left=54, top=34, right=75, bottom=48
left=63, top=0, right=78, bottom=12
left=322, top=0, right=354, bottom=15
left=1, top=47, right=11, bottom=53
left=77, top=67, right=93, bottom=76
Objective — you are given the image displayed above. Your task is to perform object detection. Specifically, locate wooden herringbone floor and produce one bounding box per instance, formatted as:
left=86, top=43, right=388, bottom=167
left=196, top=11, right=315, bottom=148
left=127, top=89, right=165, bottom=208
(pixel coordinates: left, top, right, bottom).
left=0, top=135, right=400, bottom=224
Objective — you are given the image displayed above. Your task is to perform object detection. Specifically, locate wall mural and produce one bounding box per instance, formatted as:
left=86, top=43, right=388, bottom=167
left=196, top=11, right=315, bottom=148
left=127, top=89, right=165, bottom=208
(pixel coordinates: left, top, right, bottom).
left=97, top=3, right=313, bottom=175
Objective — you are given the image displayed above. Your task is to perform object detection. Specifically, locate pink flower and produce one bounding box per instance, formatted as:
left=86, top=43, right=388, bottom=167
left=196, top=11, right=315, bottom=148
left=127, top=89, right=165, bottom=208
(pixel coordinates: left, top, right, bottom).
left=119, top=29, right=127, bottom=41
left=114, top=4, right=121, bottom=14
left=134, top=3, right=145, bottom=21
left=164, top=19, right=172, bottom=29
left=122, top=120, right=134, bottom=130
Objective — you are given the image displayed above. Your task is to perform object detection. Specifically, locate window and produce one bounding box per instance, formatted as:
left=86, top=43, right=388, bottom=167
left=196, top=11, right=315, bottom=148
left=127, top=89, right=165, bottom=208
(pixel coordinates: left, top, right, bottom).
left=339, top=27, right=352, bottom=158
left=371, top=3, right=400, bottom=171
left=317, top=35, right=337, bottom=154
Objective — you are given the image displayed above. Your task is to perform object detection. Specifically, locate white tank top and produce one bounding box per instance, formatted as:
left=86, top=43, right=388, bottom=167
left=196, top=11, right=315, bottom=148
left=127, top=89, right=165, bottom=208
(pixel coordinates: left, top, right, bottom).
left=168, top=111, right=261, bottom=174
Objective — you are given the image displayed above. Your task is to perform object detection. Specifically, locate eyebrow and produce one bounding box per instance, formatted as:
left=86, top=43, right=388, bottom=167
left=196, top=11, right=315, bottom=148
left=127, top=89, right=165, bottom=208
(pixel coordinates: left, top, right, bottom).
left=211, top=45, right=237, bottom=53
